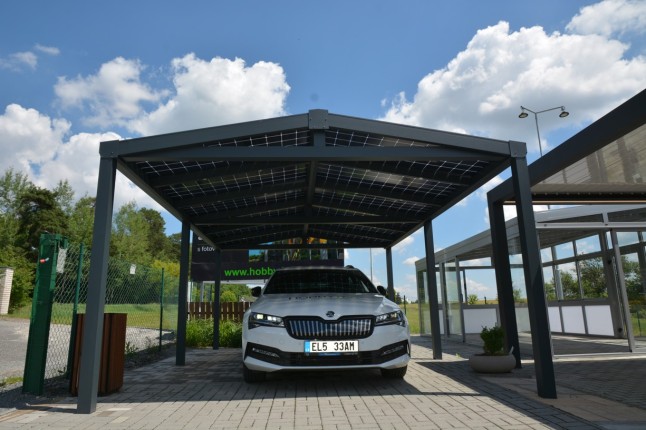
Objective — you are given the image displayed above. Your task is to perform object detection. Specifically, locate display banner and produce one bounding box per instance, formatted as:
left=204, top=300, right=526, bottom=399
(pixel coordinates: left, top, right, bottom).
left=190, top=233, right=344, bottom=282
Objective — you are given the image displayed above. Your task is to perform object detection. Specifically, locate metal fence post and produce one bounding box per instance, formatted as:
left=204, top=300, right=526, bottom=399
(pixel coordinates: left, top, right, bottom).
left=23, top=233, right=68, bottom=395
left=159, top=268, right=165, bottom=352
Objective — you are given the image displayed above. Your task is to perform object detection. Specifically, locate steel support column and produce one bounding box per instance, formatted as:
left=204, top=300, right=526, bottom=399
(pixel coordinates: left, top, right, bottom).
left=176, top=221, right=190, bottom=365
left=510, top=153, right=556, bottom=399
left=487, top=199, right=521, bottom=368
left=424, top=220, right=442, bottom=359
left=212, top=247, right=222, bottom=350
left=77, top=156, right=116, bottom=414
left=386, top=247, right=395, bottom=301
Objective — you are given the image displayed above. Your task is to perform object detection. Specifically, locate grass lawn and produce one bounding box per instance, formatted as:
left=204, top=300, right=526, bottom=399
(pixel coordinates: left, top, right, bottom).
left=401, top=303, right=420, bottom=335
left=6, top=302, right=178, bottom=331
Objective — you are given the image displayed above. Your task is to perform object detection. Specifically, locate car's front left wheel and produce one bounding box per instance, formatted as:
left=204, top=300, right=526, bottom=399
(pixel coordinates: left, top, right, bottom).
left=243, top=363, right=266, bottom=383
left=380, top=365, right=407, bottom=378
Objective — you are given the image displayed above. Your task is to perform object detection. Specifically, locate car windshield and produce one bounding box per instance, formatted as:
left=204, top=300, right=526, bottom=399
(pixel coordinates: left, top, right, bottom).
left=263, top=270, right=378, bottom=294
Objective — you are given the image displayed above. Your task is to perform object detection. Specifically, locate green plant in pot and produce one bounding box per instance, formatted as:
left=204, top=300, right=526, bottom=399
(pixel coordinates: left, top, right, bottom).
left=468, top=325, right=516, bottom=373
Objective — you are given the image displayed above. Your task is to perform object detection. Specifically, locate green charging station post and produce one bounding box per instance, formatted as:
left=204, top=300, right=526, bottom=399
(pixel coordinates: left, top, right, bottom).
left=23, top=233, right=69, bottom=395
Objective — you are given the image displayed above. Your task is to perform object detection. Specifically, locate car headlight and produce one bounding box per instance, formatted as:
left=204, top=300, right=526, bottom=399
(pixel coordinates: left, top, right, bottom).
left=375, top=310, right=406, bottom=327
left=248, top=312, right=284, bottom=329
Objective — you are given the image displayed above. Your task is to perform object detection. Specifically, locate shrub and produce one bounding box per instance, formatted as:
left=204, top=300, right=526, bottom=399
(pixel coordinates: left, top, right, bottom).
left=185, top=318, right=243, bottom=348
left=220, top=290, right=237, bottom=302
left=480, top=325, right=505, bottom=356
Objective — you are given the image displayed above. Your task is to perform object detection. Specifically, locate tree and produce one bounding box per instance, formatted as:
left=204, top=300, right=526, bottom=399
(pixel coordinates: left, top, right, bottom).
left=68, top=196, right=95, bottom=247
left=467, top=294, right=478, bottom=305
left=52, top=180, right=75, bottom=216
left=16, top=185, right=69, bottom=256
left=580, top=258, right=607, bottom=298
left=0, top=168, right=32, bottom=249
left=111, top=201, right=152, bottom=265
left=139, top=207, right=168, bottom=260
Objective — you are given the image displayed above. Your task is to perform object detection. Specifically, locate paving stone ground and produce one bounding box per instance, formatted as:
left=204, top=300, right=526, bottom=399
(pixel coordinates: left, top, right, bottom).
left=1, top=336, right=646, bottom=429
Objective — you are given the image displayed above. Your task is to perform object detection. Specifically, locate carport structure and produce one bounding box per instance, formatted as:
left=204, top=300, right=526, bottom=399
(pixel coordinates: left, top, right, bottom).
left=77, top=109, right=550, bottom=413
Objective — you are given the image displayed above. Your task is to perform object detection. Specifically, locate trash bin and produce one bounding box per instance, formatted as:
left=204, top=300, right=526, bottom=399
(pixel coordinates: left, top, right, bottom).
left=69, top=313, right=127, bottom=396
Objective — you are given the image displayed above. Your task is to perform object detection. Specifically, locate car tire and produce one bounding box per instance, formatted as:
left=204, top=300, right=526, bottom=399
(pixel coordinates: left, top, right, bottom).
left=243, top=363, right=266, bottom=383
left=380, top=365, right=407, bottom=378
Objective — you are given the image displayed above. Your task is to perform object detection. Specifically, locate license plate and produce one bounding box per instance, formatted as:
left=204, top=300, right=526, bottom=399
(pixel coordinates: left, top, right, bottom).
left=305, top=340, right=359, bottom=354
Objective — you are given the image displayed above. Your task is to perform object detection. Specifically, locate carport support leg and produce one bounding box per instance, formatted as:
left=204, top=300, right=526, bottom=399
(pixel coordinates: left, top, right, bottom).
left=487, top=200, right=521, bottom=368
left=510, top=150, right=556, bottom=399
left=176, top=221, right=190, bottom=366
left=213, top=247, right=221, bottom=350
left=78, top=156, right=116, bottom=414
left=386, top=247, right=395, bottom=301
left=424, top=220, right=442, bottom=359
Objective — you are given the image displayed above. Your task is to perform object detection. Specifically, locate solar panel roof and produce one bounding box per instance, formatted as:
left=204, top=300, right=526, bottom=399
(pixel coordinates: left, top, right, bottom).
left=103, top=110, right=521, bottom=250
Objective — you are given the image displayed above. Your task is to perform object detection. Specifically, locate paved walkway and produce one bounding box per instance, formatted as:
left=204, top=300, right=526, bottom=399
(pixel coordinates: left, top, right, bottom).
left=2, top=336, right=646, bottom=429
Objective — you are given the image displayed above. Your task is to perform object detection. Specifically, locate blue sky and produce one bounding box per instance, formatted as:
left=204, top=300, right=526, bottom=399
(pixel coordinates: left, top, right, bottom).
left=1, top=0, right=645, bottom=300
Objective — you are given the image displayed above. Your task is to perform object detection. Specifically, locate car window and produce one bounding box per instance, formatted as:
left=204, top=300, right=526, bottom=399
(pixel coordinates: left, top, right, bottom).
left=263, top=270, right=377, bottom=294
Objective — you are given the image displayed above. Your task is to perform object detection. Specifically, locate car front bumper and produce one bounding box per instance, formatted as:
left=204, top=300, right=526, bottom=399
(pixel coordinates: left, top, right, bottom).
left=242, top=324, right=410, bottom=373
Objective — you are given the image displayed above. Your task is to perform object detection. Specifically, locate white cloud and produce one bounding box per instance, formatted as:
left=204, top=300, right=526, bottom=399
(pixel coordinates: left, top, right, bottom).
left=130, top=54, right=290, bottom=135
left=403, top=256, right=419, bottom=266
left=566, top=0, right=646, bottom=38
left=34, top=44, right=60, bottom=56
left=381, top=19, right=646, bottom=154
left=55, top=57, right=168, bottom=129
left=0, top=104, right=165, bottom=214
left=0, top=51, right=37, bottom=71
left=0, top=104, right=70, bottom=174
left=393, top=235, right=414, bottom=253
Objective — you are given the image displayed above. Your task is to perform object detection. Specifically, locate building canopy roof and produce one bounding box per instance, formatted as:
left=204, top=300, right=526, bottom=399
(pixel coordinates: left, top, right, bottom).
left=101, top=110, right=522, bottom=250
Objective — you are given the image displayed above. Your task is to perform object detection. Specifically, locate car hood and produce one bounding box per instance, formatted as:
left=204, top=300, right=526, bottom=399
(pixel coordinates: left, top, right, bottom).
left=249, top=293, right=400, bottom=319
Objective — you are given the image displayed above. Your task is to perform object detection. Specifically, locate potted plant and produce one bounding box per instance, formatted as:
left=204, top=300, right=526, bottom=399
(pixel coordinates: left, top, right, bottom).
left=468, top=325, right=516, bottom=373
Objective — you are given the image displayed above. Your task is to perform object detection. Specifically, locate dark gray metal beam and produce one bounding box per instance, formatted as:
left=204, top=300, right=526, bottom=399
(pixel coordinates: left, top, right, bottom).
left=192, top=199, right=306, bottom=223
left=303, top=131, right=325, bottom=238
left=336, top=161, right=473, bottom=187
left=326, top=112, right=511, bottom=155
left=510, top=153, right=556, bottom=399
left=77, top=156, right=117, bottom=414
left=149, top=162, right=305, bottom=187
left=174, top=180, right=307, bottom=208
left=487, top=199, right=521, bottom=368
left=424, top=220, right=442, bottom=359
left=386, top=247, right=395, bottom=301
left=317, top=182, right=443, bottom=206
left=122, top=145, right=506, bottom=163
left=176, top=220, right=191, bottom=366
left=489, top=89, right=646, bottom=203
left=100, top=113, right=310, bottom=156
left=212, top=247, right=222, bottom=350
left=196, top=215, right=418, bottom=226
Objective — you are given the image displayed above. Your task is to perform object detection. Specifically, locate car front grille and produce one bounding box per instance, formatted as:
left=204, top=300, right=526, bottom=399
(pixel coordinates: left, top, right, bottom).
left=285, top=317, right=374, bottom=340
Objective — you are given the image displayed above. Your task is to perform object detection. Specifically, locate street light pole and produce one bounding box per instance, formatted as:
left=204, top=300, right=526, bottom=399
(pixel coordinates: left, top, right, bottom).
left=518, top=105, right=569, bottom=157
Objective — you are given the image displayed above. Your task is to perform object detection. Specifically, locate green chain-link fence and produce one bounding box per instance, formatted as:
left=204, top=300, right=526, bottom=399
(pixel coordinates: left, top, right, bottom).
left=44, top=241, right=179, bottom=384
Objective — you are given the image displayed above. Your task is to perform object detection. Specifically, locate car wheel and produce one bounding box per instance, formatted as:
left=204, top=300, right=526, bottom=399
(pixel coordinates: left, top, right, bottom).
left=243, top=363, right=266, bottom=383
left=380, top=365, right=407, bottom=378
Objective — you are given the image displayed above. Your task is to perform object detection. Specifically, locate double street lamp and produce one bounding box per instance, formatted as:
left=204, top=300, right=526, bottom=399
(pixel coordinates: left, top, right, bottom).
left=518, top=105, right=569, bottom=157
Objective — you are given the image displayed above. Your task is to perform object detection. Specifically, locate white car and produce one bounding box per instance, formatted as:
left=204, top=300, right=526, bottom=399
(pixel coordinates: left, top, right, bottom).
left=242, top=266, right=410, bottom=382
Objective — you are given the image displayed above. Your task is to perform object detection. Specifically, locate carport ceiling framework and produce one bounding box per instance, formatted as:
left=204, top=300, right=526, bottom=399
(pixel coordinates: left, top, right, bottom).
left=105, top=110, right=520, bottom=250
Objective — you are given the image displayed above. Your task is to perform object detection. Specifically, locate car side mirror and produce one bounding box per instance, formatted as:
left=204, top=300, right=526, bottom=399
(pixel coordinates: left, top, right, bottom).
left=376, top=285, right=387, bottom=296
left=251, top=286, right=262, bottom=297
